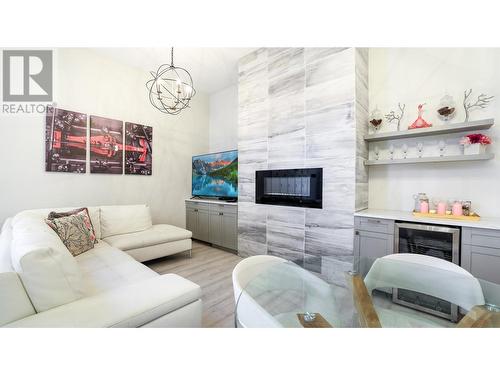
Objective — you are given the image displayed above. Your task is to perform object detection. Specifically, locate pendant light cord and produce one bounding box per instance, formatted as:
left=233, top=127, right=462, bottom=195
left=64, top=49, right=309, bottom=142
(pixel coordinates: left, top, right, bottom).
left=170, top=47, right=174, bottom=67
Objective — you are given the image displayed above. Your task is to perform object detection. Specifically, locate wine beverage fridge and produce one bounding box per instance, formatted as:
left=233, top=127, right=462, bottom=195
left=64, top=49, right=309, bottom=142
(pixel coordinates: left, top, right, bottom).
left=394, top=222, right=460, bottom=322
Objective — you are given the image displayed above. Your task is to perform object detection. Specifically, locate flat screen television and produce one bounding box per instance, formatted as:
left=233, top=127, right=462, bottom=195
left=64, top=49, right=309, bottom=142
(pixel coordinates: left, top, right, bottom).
left=192, top=150, right=238, bottom=199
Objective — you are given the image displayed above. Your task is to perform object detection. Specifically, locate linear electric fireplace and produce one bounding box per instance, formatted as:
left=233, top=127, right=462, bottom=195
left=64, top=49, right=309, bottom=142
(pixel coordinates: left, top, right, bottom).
left=255, top=168, right=323, bottom=208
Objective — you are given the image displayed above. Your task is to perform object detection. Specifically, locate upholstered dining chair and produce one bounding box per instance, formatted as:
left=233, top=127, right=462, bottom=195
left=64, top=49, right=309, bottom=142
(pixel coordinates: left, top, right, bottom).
left=351, top=253, right=487, bottom=328
left=232, top=255, right=287, bottom=328
left=232, top=255, right=338, bottom=328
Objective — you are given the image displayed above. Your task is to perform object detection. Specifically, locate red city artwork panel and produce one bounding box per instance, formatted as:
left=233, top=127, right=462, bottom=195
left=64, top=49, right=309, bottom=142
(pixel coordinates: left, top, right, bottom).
left=45, top=106, right=87, bottom=173
left=124, top=122, right=152, bottom=175
left=89, top=115, right=124, bottom=174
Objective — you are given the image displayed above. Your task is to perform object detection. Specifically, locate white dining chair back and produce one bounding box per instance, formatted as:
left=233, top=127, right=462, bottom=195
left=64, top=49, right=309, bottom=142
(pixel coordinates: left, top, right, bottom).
left=364, top=253, right=485, bottom=311
left=232, top=255, right=287, bottom=328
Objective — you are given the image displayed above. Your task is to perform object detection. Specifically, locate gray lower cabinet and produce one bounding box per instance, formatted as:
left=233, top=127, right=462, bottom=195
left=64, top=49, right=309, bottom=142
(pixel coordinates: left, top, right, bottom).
left=197, top=210, right=210, bottom=242
left=186, top=207, right=198, bottom=238
left=222, top=213, right=238, bottom=250
left=209, top=211, right=223, bottom=246
left=354, top=216, right=394, bottom=277
left=355, top=216, right=395, bottom=236
left=462, top=227, right=500, bottom=284
left=186, top=200, right=237, bottom=251
left=354, top=217, right=500, bottom=286
left=186, top=204, right=209, bottom=242
left=186, top=206, right=198, bottom=237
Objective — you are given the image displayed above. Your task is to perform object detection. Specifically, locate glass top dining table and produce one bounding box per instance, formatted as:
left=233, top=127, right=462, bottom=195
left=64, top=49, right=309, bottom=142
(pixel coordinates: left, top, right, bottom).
left=234, top=255, right=500, bottom=328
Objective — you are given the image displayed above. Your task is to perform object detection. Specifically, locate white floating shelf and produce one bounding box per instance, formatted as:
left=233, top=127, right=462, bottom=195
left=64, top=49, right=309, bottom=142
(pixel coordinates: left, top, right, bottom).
left=365, top=153, right=495, bottom=166
left=364, top=118, right=494, bottom=142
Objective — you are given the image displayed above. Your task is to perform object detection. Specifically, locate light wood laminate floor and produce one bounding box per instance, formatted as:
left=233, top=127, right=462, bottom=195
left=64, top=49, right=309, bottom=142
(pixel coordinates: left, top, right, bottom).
left=145, top=240, right=242, bottom=328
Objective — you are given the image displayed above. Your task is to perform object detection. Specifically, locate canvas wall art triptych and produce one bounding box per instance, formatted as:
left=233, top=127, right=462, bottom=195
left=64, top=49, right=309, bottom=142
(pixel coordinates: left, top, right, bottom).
left=45, top=106, right=153, bottom=175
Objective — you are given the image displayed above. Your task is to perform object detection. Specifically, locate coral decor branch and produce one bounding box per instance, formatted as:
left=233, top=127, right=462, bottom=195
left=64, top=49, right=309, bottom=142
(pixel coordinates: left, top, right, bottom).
left=385, top=103, right=406, bottom=131
left=463, top=89, right=494, bottom=122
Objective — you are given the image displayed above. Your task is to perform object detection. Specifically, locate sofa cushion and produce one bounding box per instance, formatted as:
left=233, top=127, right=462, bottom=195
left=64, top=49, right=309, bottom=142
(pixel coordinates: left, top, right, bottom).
left=46, top=210, right=96, bottom=256
left=6, top=274, right=202, bottom=328
left=0, top=219, right=13, bottom=272
left=125, top=239, right=192, bottom=263
left=0, top=272, right=36, bottom=326
left=100, top=205, right=152, bottom=238
left=20, top=207, right=102, bottom=240
left=48, top=207, right=98, bottom=244
left=11, top=211, right=85, bottom=312
left=75, top=241, right=158, bottom=295
left=103, top=224, right=192, bottom=251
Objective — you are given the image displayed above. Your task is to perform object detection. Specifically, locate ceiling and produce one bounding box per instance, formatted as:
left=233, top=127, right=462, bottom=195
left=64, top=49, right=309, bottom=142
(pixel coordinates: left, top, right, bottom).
left=91, top=48, right=255, bottom=94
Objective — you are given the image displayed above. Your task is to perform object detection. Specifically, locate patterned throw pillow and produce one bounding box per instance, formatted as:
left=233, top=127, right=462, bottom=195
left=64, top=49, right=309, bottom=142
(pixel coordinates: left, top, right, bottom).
left=46, top=210, right=96, bottom=256
left=47, top=207, right=97, bottom=243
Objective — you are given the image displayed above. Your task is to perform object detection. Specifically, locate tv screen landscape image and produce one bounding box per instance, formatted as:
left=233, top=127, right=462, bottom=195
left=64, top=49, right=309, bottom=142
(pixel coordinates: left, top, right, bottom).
left=192, top=150, right=238, bottom=198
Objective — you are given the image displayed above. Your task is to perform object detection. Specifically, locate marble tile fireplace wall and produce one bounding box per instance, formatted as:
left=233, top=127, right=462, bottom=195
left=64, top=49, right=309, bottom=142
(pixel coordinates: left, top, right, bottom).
left=237, top=48, right=368, bottom=283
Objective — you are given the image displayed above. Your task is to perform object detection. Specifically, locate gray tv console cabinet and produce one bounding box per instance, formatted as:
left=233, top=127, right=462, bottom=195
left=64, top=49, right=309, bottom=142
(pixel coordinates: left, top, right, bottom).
left=354, top=210, right=500, bottom=285
left=185, top=199, right=238, bottom=251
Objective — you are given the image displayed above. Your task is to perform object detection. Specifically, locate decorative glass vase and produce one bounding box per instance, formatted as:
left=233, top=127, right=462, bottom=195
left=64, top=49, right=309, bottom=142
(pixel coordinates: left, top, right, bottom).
left=369, top=107, right=384, bottom=133
left=437, top=94, right=456, bottom=122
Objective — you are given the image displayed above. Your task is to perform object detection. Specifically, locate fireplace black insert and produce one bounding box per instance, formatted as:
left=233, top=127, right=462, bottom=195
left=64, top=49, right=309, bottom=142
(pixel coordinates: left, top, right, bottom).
left=255, top=168, right=322, bottom=208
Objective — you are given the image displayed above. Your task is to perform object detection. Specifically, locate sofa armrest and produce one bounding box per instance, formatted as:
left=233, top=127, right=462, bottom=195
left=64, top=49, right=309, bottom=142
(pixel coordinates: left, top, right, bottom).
left=5, top=274, right=202, bottom=328
left=0, top=272, right=36, bottom=326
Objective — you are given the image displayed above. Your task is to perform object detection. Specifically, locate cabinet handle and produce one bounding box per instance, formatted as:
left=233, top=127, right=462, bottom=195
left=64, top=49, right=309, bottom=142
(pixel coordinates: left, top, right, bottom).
left=355, top=230, right=360, bottom=236
left=219, top=212, right=223, bottom=216
left=367, top=219, right=381, bottom=224
left=194, top=209, right=198, bottom=212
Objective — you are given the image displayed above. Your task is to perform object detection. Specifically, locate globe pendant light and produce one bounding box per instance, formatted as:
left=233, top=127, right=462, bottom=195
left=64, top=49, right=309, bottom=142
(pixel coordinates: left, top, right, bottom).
left=146, top=47, right=196, bottom=115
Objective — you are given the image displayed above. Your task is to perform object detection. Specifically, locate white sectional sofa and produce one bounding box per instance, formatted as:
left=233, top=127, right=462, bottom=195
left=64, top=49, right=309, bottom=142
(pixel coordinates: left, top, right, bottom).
left=0, top=205, right=202, bottom=328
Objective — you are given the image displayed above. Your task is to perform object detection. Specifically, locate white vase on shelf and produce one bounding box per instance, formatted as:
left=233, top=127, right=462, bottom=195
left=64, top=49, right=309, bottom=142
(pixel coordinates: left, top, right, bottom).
left=463, top=143, right=486, bottom=155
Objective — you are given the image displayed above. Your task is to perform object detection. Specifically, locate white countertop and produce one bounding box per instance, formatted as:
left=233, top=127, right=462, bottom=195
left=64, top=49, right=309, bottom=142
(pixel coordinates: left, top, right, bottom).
left=185, top=198, right=238, bottom=206
left=355, top=208, right=500, bottom=230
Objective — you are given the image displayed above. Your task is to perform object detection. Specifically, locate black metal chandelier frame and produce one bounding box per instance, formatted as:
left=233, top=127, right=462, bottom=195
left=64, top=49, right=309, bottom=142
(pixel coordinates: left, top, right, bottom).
left=146, top=47, right=196, bottom=115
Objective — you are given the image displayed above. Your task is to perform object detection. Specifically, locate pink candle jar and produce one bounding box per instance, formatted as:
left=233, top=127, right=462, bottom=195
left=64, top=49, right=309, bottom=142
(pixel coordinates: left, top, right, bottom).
left=452, top=201, right=463, bottom=216
left=420, top=201, right=429, bottom=214
left=437, top=202, right=447, bottom=215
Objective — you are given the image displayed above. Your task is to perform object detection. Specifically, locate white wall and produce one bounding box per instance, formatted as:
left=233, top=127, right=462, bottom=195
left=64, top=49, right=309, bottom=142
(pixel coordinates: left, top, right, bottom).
left=369, top=48, right=500, bottom=217
left=0, top=48, right=209, bottom=227
left=208, top=84, right=238, bottom=152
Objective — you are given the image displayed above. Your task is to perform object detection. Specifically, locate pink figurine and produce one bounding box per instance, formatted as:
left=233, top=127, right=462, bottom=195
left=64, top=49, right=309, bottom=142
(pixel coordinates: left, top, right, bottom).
left=420, top=201, right=429, bottom=214
left=409, top=104, right=432, bottom=129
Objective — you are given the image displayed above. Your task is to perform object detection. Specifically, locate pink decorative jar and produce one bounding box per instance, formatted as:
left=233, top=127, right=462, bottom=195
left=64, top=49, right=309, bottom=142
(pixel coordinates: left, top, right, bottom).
left=437, top=202, right=447, bottom=215
left=452, top=201, right=463, bottom=216
left=420, top=201, right=429, bottom=214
